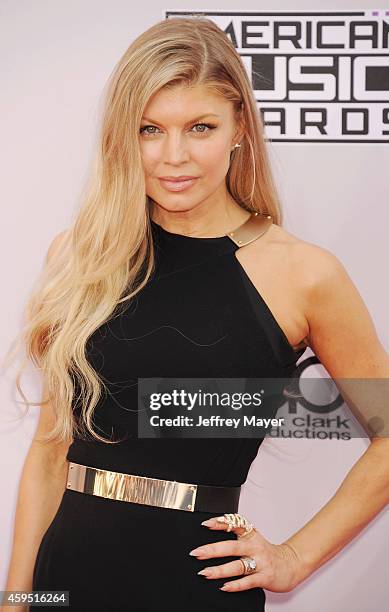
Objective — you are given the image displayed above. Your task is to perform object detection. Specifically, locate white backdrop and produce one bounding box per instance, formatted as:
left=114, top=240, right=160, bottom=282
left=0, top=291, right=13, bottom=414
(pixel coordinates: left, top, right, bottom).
left=1, top=2, right=388, bottom=611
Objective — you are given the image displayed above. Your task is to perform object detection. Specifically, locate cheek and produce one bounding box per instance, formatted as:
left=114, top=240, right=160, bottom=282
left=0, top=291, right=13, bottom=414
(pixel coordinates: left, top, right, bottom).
left=139, top=144, right=160, bottom=176
left=192, top=141, right=230, bottom=176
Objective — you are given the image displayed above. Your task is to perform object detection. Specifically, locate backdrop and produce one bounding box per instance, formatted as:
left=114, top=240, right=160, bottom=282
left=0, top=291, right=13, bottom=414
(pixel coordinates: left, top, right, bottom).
left=1, top=2, right=388, bottom=610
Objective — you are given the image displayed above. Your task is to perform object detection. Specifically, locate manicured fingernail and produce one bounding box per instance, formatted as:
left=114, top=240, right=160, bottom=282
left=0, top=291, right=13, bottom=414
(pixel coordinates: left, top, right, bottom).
left=197, top=569, right=211, bottom=576
left=216, top=516, right=227, bottom=523
left=189, top=548, right=206, bottom=556
left=201, top=519, right=215, bottom=526
left=220, top=585, right=229, bottom=590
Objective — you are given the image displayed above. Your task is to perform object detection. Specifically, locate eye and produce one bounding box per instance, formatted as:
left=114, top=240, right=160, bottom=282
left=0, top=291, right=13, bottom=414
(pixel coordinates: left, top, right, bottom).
left=139, top=125, right=160, bottom=136
left=191, top=123, right=216, bottom=134
left=139, top=123, right=216, bottom=136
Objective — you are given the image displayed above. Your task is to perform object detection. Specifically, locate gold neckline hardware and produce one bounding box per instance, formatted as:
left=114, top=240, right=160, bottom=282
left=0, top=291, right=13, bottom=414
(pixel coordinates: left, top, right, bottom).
left=227, top=212, right=273, bottom=247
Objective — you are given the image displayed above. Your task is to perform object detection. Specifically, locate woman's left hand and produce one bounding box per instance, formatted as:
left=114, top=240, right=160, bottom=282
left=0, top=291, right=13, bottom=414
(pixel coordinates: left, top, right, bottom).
left=189, top=516, right=307, bottom=593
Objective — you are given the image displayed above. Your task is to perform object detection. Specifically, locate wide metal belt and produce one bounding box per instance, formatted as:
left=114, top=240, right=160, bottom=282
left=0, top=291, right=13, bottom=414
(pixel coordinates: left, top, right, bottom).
left=66, top=462, right=241, bottom=513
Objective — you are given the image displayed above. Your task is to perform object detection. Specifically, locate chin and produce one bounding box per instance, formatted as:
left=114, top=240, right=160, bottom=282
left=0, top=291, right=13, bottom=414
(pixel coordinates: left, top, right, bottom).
left=155, top=203, right=197, bottom=214
left=150, top=195, right=201, bottom=213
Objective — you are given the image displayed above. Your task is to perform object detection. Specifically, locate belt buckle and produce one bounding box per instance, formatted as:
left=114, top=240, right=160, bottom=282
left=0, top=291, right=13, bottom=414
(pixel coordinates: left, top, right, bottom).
left=67, top=463, right=198, bottom=512
left=162, top=479, right=197, bottom=511
left=118, top=475, right=198, bottom=512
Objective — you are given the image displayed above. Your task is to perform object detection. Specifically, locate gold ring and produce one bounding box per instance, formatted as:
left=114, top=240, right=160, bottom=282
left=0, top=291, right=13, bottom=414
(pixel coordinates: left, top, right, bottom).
left=216, top=513, right=256, bottom=537
left=240, top=556, right=257, bottom=575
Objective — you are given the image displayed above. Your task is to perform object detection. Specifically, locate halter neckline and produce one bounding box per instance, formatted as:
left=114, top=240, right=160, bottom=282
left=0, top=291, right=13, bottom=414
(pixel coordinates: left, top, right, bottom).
left=150, top=212, right=269, bottom=244
left=150, top=220, right=235, bottom=242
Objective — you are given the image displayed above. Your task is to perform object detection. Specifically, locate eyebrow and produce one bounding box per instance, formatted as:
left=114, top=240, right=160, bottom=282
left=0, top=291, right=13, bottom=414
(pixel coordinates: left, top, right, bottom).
left=140, top=113, right=220, bottom=126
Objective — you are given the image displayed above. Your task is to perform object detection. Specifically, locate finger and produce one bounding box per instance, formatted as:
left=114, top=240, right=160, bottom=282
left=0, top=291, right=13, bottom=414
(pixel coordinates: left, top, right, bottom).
left=220, top=573, right=261, bottom=592
left=198, top=558, right=247, bottom=580
left=201, top=517, right=231, bottom=531
left=201, top=516, right=255, bottom=539
left=236, top=528, right=258, bottom=541
left=189, top=539, right=246, bottom=559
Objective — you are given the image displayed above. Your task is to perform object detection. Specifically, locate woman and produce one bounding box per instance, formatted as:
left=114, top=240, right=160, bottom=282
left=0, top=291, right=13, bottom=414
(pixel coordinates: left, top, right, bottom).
left=3, top=16, right=389, bottom=612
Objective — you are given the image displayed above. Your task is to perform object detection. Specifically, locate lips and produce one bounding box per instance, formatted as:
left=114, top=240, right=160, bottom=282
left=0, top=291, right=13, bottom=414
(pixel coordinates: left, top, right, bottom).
left=158, top=177, right=198, bottom=192
left=159, top=176, right=197, bottom=181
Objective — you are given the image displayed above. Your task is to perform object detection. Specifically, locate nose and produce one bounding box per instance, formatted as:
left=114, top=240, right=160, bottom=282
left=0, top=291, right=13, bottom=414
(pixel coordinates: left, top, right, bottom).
left=163, top=133, right=190, bottom=165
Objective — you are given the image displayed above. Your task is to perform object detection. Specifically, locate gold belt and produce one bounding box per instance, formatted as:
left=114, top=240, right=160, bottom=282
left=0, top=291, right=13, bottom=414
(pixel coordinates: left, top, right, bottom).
left=66, top=461, right=241, bottom=513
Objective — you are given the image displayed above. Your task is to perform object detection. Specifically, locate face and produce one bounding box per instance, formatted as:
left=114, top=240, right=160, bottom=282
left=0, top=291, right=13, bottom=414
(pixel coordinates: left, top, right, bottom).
left=139, top=84, right=242, bottom=215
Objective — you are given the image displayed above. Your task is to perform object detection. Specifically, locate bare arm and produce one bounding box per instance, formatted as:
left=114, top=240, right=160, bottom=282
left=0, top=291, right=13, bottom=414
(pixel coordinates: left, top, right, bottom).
left=2, top=231, right=71, bottom=610
left=2, top=399, right=71, bottom=596
left=283, top=244, right=389, bottom=585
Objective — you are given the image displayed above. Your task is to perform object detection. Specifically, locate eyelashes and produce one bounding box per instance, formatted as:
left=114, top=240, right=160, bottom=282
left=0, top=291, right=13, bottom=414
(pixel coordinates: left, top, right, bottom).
left=139, top=123, right=217, bottom=137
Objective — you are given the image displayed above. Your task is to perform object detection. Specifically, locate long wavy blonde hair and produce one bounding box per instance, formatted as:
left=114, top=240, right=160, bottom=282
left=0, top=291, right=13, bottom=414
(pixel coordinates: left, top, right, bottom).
left=4, top=17, right=283, bottom=446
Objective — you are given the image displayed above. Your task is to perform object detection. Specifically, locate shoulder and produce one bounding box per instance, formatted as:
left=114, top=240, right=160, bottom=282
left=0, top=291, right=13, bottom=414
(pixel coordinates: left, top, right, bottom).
left=270, top=225, right=389, bottom=380
left=46, top=229, right=70, bottom=264
left=265, top=223, right=347, bottom=292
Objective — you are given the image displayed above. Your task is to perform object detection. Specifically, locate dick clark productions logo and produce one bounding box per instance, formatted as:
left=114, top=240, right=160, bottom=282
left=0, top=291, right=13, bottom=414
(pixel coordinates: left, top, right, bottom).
left=167, top=9, right=389, bottom=143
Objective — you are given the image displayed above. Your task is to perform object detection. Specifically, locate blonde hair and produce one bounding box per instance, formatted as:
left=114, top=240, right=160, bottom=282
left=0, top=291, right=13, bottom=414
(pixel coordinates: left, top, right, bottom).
left=4, top=17, right=283, bottom=445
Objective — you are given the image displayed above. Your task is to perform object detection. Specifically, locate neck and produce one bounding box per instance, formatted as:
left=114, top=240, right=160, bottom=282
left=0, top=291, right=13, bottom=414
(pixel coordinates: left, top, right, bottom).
left=149, top=197, right=251, bottom=238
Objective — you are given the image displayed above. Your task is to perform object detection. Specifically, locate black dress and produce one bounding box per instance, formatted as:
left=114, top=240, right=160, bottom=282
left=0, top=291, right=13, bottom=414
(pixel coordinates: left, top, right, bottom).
left=32, top=214, right=306, bottom=611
